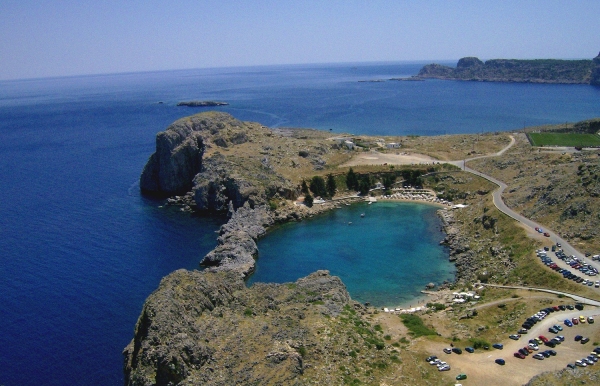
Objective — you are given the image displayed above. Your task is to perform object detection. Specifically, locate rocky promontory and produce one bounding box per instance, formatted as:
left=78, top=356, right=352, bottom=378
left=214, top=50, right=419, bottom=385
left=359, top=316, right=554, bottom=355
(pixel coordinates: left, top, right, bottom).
left=123, top=269, right=391, bottom=386
left=415, top=53, right=600, bottom=84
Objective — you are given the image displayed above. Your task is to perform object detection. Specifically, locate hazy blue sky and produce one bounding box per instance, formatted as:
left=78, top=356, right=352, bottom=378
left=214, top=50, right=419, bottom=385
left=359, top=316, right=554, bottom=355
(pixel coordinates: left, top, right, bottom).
left=1, top=0, right=599, bottom=80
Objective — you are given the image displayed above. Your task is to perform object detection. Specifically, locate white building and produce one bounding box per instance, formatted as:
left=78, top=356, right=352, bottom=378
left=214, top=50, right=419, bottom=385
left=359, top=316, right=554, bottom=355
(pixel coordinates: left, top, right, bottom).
left=386, top=142, right=400, bottom=149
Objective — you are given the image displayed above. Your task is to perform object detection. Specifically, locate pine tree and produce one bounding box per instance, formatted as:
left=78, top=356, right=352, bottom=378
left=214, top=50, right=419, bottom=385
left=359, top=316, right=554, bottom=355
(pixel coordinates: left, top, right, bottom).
left=326, top=174, right=336, bottom=198
left=346, top=168, right=358, bottom=190
left=304, top=192, right=314, bottom=207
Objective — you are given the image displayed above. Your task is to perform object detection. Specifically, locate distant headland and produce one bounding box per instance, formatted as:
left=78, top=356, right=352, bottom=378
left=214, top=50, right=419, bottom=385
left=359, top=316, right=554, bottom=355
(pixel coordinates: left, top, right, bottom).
left=176, top=100, right=229, bottom=107
left=412, top=52, right=600, bottom=85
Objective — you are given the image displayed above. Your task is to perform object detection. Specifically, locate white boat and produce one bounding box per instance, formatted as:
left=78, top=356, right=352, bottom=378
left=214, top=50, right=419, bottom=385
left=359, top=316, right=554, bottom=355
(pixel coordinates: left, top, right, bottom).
left=361, top=213, right=365, bottom=217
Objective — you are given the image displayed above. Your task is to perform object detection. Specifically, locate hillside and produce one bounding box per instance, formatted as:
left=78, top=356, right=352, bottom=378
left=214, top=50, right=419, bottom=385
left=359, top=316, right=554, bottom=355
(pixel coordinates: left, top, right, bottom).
left=416, top=52, right=600, bottom=84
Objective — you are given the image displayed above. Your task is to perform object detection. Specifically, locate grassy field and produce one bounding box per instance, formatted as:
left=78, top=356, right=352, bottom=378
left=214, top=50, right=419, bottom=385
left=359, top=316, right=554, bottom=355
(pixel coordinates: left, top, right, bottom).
left=528, top=132, right=600, bottom=147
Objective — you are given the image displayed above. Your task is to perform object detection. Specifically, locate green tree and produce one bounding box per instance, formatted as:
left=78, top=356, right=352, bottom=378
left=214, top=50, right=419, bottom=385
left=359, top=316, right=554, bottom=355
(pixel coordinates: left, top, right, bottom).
left=382, top=174, right=396, bottom=190
left=358, top=175, right=371, bottom=195
left=326, top=174, right=337, bottom=198
left=304, top=192, right=314, bottom=207
left=310, top=176, right=327, bottom=198
left=301, top=180, right=309, bottom=194
left=346, top=168, right=358, bottom=190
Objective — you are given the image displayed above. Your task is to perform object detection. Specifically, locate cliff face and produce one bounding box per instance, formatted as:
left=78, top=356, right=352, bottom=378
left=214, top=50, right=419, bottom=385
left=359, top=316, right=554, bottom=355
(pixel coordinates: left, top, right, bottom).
left=417, top=54, right=598, bottom=84
left=591, top=52, right=600, bottom=85
left=123, top=269, right=362, bottom=386
left=140, top=112, right=297, bottom=210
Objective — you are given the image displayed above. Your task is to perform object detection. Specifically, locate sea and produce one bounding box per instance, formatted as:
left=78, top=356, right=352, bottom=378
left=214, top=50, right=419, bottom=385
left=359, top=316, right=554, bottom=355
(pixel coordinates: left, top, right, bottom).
left=1, top=61, right=599, bottom=385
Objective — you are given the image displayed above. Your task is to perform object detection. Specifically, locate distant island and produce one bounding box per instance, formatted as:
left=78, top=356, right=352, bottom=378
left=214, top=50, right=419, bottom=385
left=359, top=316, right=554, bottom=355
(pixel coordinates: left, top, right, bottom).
left=414, top=52, right=600, bottom=85
left=176, top=100, right=229, bottom=107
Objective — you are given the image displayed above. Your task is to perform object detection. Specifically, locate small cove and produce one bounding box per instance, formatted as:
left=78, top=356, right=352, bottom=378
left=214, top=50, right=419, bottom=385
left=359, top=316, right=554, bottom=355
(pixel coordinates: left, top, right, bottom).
left=247, top=201, right=455, bottom=307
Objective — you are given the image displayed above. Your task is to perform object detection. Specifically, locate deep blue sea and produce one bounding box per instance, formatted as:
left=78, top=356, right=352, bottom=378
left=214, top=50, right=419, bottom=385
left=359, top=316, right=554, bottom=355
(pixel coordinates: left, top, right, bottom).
left=1, top=62, right=599, bottom=385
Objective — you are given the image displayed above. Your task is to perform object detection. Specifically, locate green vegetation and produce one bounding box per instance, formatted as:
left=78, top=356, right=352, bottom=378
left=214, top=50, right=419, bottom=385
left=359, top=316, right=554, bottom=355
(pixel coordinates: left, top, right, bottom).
left=304, top=192, right=313, bottom=207
left=399, top=314, right=437, bottom=337
left=426, top=302, right=446, bottom=311
left=309, top=176, right=327, bottom=197
left=468, top=337, right=491, bottom=349
left=326, top=174, right=337, bottom=197
left=527, top=132, right=600, bottom=147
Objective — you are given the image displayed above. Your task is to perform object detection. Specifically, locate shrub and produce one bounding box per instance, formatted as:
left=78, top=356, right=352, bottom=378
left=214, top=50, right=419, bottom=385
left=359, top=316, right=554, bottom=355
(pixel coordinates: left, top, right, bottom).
left=399, top=314, right=437, bottom=337
left=469, top=337, right=491, bottom=349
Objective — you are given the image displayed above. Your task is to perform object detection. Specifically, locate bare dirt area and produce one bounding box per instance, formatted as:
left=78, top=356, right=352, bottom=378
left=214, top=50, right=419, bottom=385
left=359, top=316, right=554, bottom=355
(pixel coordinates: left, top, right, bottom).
left=422, top=308, right=600, bottom=386
left=339, top=150, right=439, bottom=167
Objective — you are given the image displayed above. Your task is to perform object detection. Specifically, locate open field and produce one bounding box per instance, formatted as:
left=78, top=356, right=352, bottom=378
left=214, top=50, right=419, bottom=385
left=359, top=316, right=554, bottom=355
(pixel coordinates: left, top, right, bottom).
left=527, top=132, right=600, bottom=147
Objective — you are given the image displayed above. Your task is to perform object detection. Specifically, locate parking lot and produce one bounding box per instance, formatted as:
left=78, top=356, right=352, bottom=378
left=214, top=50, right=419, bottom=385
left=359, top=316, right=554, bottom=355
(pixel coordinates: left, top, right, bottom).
left=430, top=307, right=600, bottom=385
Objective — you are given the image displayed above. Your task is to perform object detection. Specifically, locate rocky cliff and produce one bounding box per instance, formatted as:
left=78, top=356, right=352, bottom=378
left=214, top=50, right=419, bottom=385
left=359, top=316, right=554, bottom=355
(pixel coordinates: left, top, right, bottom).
left=123, top=269, right=389, bottom=386
left=140, top=112, right=297, bottom=209
left=591, top=52, right=600, bottom=86
left=417, top=54, right=599, bottom=84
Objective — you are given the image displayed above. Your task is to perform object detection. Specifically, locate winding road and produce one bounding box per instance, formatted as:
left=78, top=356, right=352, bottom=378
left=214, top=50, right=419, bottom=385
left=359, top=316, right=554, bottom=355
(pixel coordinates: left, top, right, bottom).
left=450, top=136, right=600, bottom=292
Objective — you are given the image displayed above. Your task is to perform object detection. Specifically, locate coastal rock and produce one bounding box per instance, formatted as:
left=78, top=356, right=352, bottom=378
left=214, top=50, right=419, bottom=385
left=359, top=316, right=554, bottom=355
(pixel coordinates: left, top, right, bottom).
left=123, top=270, right=355, bottom=386
left=591, top=52, right=600, bottom=86
left=140, top=128, right=204, bottom=196
left=140, top=112, right=246, bottom=196
left=417, top=54, right=599, bottom=84
left=200, top=204, right=274, bottom=277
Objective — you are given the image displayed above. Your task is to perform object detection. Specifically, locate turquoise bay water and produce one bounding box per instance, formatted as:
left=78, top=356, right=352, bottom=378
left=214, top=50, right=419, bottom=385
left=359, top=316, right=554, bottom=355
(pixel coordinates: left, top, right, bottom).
left=248, top=202, right=454, bottom=307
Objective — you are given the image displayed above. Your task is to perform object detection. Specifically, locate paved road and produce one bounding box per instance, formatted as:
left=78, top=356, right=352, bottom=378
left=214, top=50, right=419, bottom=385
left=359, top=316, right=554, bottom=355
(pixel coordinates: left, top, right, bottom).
left=452, top=136, right=600, bottom=285
left=480, top=284, right=600, bottom=306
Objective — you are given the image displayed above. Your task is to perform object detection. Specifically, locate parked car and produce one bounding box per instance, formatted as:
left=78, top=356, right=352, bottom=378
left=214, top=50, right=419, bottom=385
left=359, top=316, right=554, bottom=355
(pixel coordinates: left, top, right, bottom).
left=438, top=364, right=451, bottom=371
left=580, top=315, right=587, bottom=323
left=514, top=352, right=525, bottom=359
left=452, top=347, right=462, bottom=354
left=456, top=374, right=467, bottom=380
left=553, top=324, right=563, bottom=331
left=538, top=335, right=549, bottom=343
left=548, top=326, right=558, bottom=334
left=575, top=359, right=587, bottom=367
left=564, top=319, right=573, bottom=327
left=544, top=232, right=550, bottom=237
left=495, top=358, right=505, bottom=365
left=465, top=347, right=474, bottom=353
left=567, top=363, right=576, bottom=369
left=528, top=343, right=539, bottom=351
left=581, top=337, right=590, bottom=344
left=533, top=353, right=544, bottom=360
left=572, top=318, right=579, bottom=325
left=443, top=348, right=452, bottom=354
left=425, top=355, right=437, bottom=362
left=492, top=343, right=503, bottom=350
left=509, top=334, right=521, bottom=340
left=575, top=335, right=583, bottom=341
left=548, top=350, right=557, bottom=356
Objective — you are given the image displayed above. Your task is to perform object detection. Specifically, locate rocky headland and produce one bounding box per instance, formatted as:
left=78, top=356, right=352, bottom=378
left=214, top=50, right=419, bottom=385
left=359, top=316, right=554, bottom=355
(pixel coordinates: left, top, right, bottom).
left=123, top=269, right=376, bottom=386
left=415, top=52, right=600, bottom=84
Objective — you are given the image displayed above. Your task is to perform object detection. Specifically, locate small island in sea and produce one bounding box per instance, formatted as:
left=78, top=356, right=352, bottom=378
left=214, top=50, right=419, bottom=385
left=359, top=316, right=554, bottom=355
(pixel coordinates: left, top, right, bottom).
left=176, top=100, right=229, bottom=107
left=126, top=110, right=600, bottom=385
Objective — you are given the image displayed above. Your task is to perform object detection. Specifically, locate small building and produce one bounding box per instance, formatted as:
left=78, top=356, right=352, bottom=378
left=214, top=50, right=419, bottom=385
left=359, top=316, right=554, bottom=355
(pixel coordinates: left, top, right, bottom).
left=386, top=142, right=400, bottom=149
left=344, top=140, right=355, bottom=150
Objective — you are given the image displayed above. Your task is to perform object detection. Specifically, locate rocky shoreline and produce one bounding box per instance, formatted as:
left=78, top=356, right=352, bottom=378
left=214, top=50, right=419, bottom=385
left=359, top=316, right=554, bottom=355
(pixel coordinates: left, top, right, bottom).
left=413, top=53, right=600, bottom=85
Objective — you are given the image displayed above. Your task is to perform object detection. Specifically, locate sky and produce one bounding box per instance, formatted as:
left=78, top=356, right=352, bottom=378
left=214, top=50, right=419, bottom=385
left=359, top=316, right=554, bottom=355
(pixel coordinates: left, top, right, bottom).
left=1, top=0, right=599, bottom=80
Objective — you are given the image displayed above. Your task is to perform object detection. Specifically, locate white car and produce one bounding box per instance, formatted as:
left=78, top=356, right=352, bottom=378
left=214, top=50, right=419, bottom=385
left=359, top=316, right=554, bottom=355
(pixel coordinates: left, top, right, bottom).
left=438, top=364, right=451, bottom=371
left=576, top=360, right=587, bottom=367
left=528, top=343, right=539, bottom=351
left=429, top=359, right=441, bottom=365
